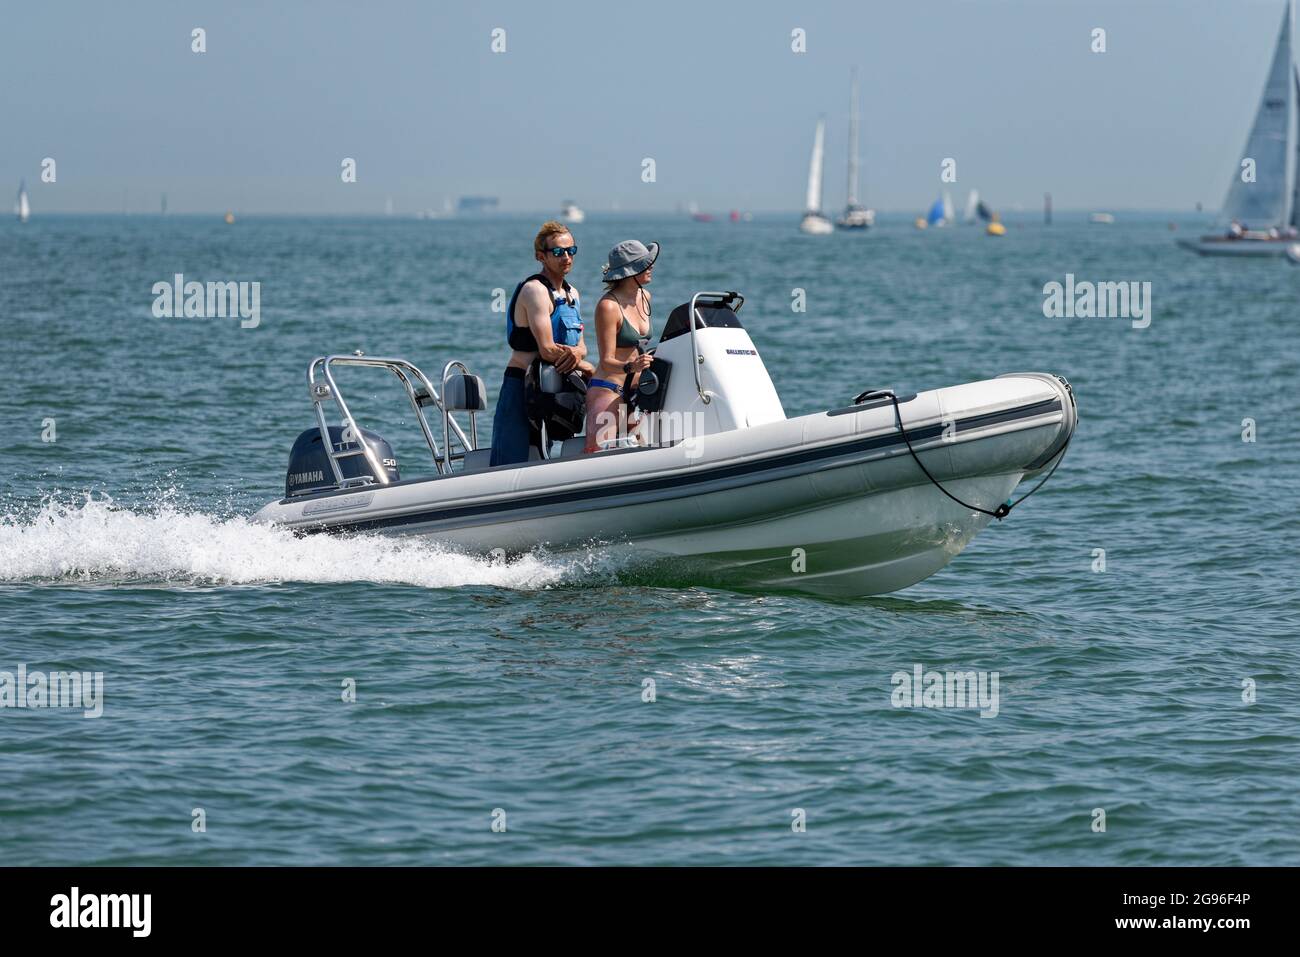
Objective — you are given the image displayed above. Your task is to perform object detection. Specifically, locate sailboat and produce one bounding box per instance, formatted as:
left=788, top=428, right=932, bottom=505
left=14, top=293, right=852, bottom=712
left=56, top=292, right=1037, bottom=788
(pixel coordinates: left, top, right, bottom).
left=799, top=117, right=834, bottom=235
left=978, top=199, right=1005, bottom=235
left=917, top=193, right=952, bottom=228
left=963, top=189, right=980, bottom=224
left=1181, top=0, right=1300, bottom=255
left=15, top=180, right=30, bottom=223
left=837, top=70, right=874, bottom=229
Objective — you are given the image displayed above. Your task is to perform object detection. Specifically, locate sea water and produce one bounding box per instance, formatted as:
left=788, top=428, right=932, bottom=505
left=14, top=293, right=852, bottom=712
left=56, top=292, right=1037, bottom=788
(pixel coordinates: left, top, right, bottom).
left=1, top=213, right=1297, bottom=864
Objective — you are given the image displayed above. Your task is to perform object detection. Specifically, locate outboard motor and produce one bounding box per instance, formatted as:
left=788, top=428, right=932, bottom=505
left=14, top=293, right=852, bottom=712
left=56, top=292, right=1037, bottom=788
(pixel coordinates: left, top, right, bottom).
left=284, top=425, right=399, bottom=497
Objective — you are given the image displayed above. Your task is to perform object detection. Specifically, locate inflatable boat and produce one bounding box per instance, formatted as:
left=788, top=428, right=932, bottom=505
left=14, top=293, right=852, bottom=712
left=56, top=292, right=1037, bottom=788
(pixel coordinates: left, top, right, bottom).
left=253, top=291, right=1076, bottom=597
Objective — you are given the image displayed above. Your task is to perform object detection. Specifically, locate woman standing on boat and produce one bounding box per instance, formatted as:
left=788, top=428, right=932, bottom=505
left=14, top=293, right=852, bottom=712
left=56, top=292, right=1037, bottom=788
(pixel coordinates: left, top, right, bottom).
left=585, top=240, right=658, bottom=452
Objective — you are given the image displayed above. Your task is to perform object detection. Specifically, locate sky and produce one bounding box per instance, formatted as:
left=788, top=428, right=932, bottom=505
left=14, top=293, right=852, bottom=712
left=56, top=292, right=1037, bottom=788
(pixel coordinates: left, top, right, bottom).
left=0, top=0, right=1292, bottom=214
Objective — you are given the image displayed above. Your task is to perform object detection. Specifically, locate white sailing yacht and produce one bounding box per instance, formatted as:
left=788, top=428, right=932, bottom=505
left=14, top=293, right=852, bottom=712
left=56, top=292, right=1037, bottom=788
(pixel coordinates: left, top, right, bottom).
left=16, top=180, right=30, bottom=223
left=837, top=71, right=874, bottom=229
left=799, top=117, right=834, bottom=235
left=1181, top=0, right=1300, bottom=255
left=963, top=189, right=979, bottom=224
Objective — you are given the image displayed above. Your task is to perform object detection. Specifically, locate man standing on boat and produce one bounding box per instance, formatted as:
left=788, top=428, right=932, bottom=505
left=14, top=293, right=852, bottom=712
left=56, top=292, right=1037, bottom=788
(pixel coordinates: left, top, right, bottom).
left=489, top=221, right=592, bottom=466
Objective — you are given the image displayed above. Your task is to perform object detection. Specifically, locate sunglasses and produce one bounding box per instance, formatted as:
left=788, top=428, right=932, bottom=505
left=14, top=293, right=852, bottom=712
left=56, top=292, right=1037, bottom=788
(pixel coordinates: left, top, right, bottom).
left=547, top=246, right=578, bottom=258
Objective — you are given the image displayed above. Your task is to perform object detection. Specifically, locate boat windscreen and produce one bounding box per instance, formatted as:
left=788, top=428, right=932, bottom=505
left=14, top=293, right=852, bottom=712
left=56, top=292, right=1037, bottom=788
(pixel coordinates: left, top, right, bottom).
left=659, top=302, right=744, bottom=343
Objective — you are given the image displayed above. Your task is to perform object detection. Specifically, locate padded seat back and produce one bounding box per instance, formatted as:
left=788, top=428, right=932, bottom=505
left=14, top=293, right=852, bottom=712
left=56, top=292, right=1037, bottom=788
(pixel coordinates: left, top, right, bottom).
left=444, top=374, right=487, bottom=412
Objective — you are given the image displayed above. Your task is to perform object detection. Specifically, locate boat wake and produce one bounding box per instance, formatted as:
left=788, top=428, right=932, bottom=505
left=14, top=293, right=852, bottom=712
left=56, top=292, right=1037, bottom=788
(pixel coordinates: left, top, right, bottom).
left=0, top=495, right=599, bottom=591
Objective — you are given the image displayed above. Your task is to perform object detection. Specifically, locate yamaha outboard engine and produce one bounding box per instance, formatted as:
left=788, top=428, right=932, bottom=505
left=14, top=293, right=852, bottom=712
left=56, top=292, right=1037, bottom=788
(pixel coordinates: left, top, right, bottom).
left=284, top=425, right=399, bottom=497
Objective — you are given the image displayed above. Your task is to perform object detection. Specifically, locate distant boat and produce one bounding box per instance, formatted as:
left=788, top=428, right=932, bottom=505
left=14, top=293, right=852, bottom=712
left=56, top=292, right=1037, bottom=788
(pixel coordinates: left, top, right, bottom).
left=456, top=196, right=499, bottom=215
left=560, top=200, right=585, bottom=224
left=686, top=200, right=713, bottom=222
left=1180, top=0, right=1299, bottom=256
left=224, top=211, right=235, bottom=224
left=925, top=196, right=947, bottom=228
left=963, top=189, right=980, bottom=224
left=799, top=117, right=834, bottom=235
left=416, top=198, right=454, bottom=220
left=921, top=191, right=955, bottom=229
left=16, top=180, right=30, bottom=223
left=837, top=70, right=875, bottom=230
left=1089, top=212, right=1115, bottom=224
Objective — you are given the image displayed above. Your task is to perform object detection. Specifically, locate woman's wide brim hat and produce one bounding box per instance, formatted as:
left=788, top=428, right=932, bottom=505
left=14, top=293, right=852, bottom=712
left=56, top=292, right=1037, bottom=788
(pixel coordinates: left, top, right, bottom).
left=601, top=239, right=659, bottom=282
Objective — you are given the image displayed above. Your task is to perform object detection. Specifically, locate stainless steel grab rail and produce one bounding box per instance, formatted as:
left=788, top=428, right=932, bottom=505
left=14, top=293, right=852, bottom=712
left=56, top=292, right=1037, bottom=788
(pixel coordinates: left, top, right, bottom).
left=306, top=353, right=477, bottom=486
left=440, top=359, right=480, bottom=474
left=687, top=291, right=745, bottom=403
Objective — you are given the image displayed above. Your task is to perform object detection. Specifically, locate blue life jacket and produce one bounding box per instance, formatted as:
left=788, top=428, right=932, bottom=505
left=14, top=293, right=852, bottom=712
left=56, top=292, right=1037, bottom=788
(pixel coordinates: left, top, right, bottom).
left=505, top=273, right=583, bottom=351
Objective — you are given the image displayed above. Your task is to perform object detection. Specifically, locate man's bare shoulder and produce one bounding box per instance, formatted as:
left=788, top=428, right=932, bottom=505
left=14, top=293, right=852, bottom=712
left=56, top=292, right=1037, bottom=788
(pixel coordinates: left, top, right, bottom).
left=517, top=277, right=552, bottom=314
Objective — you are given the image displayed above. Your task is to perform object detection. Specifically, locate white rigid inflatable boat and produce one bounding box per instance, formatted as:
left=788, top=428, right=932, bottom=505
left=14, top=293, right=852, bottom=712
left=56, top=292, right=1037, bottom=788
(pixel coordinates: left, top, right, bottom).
left=253, top=291, right=1076, bottom=597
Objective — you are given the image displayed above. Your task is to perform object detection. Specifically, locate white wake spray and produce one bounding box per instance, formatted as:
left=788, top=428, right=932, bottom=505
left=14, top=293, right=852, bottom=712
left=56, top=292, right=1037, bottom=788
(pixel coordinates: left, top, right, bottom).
left=0, top=495, right=590, bottom=590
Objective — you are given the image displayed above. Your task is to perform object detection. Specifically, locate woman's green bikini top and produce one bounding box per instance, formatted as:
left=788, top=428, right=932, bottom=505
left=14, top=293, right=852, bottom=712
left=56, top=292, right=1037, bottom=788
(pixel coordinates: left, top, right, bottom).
left=606, top=291, right=652, bottom=348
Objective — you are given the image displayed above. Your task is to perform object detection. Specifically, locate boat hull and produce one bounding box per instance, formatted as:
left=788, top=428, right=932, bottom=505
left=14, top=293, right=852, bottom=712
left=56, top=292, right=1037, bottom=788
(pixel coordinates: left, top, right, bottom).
left=254, top=374, right=1076, bottom=597
left=799, top=213, right=834, bottom=235
left=837, top=206, right=875, bottom=230
left=1178, top=236, right=1294, bottom=256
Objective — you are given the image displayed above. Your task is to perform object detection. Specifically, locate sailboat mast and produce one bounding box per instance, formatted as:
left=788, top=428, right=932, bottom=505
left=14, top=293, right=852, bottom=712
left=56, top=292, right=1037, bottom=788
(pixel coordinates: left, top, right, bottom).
left=846, top=70, right=860, bottom=208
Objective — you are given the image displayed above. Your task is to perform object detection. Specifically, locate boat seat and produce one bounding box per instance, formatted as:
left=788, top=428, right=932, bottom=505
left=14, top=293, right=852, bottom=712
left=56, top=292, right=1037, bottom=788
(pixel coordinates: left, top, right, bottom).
left=443, top=373, right=487, bottom=412
left=461, top=444, right=549, bottom=473
left=461, top=448, right=493, bottom=472
left=558, top=437, right=587, bottom=459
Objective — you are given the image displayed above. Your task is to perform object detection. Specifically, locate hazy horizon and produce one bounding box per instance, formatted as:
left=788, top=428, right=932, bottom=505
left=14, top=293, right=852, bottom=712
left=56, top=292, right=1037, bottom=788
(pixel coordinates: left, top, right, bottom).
left=2, top=0, right=1292, bottom=216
